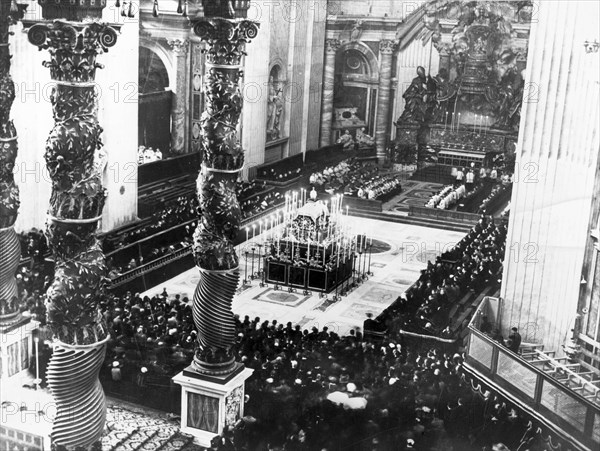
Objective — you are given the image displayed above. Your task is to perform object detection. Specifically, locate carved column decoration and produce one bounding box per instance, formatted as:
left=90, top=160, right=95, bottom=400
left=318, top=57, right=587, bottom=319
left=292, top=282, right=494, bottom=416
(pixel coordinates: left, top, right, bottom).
left=189, top=17, right=258, bottom=375
left=319, top=38, right=340, bottom=147
left=375, top=39, right=396, bottom=162
left=167, top=38, right=189, bottom=154
left=27, top=20, right=119, bottom=450
left=0, top=0, right=25, bottom=320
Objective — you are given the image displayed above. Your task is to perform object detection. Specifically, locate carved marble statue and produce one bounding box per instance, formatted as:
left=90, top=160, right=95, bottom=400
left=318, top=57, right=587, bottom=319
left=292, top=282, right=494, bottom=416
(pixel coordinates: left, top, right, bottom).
left=356, top=127, right=374, bottom=148
left=397, top=66, right=436, bottom=124
left=337, top=129, right=355, bottom=151
left=350, top=20, right=363, bottom=41
left=266, top=75, right=283, bottom=141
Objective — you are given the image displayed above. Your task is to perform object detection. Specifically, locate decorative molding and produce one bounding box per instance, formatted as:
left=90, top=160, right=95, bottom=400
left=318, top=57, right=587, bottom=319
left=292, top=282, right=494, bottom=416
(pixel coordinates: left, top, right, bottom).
left=167, top=38, right=189, bottom=55
left=325, top=38, right=341, bottom=54
left=27, top=21, right=119, bottom=83
left=379, top=39, right=397, bottom=55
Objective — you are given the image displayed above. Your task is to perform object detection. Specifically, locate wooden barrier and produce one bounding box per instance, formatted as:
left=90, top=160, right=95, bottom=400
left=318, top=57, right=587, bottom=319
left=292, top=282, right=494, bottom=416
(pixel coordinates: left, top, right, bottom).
left=345, top=196, right=383, bottom=213
left=409, top=205, right=480, bottom=224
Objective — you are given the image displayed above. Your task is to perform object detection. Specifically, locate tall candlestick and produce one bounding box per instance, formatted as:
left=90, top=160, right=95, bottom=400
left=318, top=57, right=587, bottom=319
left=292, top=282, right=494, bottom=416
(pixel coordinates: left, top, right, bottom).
left=457, top=113, right=461, bottom=132
left=246, top=227, right=249, bottom=242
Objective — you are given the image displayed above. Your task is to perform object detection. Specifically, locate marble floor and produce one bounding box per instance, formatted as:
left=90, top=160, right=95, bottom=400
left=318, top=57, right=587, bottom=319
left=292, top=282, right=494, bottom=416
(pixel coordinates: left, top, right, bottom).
left=382, top=180, right=445, bottom=214
left=142, top=217, right=465, bottom=336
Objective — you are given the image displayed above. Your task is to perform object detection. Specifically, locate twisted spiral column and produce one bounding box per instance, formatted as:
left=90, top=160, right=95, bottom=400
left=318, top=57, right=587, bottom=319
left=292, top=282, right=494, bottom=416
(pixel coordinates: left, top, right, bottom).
left=0, top=0, right=25, bottom=317
left=46, top=340, right=107, bottom=448
left=27, top=20, right=119, bottom=450
left=0, top=226, right=19, bottom=304
left=189, top=17, right=258, bottom=375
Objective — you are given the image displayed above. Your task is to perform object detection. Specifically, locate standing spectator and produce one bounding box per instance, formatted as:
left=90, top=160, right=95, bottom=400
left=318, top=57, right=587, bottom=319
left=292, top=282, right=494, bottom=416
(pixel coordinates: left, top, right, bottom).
left=465, top=169, right=475, bottom=191
left=508, top=327, right=521, bottom=353
left=455, top=168, right=465, bottom=187
left=490, top=166, right=498, bottom=182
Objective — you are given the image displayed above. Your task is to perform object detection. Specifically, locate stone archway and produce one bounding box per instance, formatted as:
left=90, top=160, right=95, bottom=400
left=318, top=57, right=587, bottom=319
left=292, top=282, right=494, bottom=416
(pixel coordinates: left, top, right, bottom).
left=332, top=41, right=380, bottom=142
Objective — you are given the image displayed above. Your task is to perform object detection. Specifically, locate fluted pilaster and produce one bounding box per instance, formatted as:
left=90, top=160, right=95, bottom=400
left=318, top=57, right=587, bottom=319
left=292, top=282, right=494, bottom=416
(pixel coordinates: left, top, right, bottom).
left=27, top=19, right=119, bottom=450
left=190, top=17, right=258, bottom=375
left=319, top=38, right=339, bottom=147
left=375, top=39, right=395, bottom=163
left=167, top=38, right=189, bottom=154
left=500, top=1, right=600, bottom=354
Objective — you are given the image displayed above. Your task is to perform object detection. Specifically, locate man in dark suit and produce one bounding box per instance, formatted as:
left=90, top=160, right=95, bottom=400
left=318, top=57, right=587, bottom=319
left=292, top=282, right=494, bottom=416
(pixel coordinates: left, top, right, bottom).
left=508, top=327, right=522, bottom=353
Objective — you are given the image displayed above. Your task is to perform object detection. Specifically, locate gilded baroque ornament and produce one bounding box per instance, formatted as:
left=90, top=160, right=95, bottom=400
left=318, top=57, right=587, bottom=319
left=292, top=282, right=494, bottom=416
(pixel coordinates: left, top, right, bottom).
left=189, top=16, right=258, bottom=375
left=26, top=17, right=120, bottom=451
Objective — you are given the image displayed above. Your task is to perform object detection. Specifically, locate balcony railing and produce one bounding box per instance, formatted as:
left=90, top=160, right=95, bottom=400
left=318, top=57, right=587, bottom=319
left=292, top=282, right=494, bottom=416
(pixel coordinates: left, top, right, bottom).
left=465, top=297, right=600, bottom=451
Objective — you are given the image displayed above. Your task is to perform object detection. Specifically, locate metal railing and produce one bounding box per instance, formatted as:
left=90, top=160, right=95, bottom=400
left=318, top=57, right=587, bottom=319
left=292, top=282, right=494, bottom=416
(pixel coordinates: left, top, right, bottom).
left=465, top=297, right=600, bottom=450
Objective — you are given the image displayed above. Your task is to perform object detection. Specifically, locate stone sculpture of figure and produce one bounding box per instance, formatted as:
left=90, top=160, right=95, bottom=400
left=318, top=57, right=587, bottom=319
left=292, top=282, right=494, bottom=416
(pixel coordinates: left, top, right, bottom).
left=494, top=68, right=524, bottom=131
left=350, top=20, right=363, bottom=41
left=397, top=66, right=430, bottom=124
left=266, top=75, right=283, bottom=141
left=431, top=68, right=455, bottom=123
left=337, top=130, right=355, bottom=151
left=356, top=127, right=374, bottom=148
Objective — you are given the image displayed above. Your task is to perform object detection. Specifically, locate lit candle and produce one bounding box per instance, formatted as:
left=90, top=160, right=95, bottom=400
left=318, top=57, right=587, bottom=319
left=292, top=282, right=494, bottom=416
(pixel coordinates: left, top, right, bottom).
left=252, top=224, right=256, bottom=241
left=457, top=113, right=461, bottom=132
left=246, top=227, right=249, bottom=242
left=259, top=220, right=263, bottom=237
left=34, top=337, right=39, bottom=390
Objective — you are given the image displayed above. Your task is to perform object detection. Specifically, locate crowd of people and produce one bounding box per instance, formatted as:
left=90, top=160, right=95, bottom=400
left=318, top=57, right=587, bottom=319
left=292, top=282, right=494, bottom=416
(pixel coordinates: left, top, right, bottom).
left=257, top=166, right=303, bottom=182
left=239, top=189, right=284, bottom=220
left=477, top=184, right=512, bottom=215
left=372, top=217, right=507, bottom=338
left=309, top=159, right=401, bottom=201
left=426, top=166, right=513, bottom=214
left=425, top=184, right=466, bottom=209
left=11, top=208, right=531, bottom=451
left=103, top=194, right=199, bottom=255
left=138, top=146, right=164, bottom=165
left=18, top=228, right=49, bottom=263
left=84, top=286, right=469, bottom=450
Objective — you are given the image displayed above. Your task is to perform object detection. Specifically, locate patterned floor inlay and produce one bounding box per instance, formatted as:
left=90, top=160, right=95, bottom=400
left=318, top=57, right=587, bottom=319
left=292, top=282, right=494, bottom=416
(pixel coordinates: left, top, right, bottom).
left=360, top=286, right=400, bottom=304
left=341, top=302, right=380, bottom=321
left=144, top=217, right=464, bottom=336
left=252, top=288, right=311, bottom=307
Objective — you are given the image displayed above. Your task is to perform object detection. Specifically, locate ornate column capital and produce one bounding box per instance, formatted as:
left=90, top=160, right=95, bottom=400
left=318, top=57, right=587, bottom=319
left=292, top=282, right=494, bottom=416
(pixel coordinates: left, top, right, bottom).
left=27, top=21, right=120, bottom=83
left=191, top=18, right=259, bottom=65
left=325, top=38, right=341, bottom=54
left=167, top=38, right=189, bottom=55
left=379, top=39, right=397, bottom=55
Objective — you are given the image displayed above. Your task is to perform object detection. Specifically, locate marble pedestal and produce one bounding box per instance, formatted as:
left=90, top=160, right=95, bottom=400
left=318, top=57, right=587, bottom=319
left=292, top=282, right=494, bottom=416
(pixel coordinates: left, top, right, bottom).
left=0, top=315, right=39, bottom=383
left=172, top=364, right=254, bottom=447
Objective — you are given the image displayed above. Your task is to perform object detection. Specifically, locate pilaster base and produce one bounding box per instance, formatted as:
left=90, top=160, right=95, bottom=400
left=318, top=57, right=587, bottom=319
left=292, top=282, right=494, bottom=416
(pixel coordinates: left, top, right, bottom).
left=172, top=365, right=254, bottom=448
